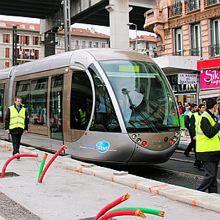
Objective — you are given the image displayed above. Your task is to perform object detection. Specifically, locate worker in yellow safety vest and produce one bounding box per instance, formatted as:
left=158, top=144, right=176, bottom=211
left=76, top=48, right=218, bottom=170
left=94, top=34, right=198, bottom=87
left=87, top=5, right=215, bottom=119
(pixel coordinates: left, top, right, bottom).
left=184, top=103, right=198, bottom=157
left=5, top=97, right=29, bottom=158
left=188, top=103, right=206, bottom=170
left=196, top=98, right=220, bottom=193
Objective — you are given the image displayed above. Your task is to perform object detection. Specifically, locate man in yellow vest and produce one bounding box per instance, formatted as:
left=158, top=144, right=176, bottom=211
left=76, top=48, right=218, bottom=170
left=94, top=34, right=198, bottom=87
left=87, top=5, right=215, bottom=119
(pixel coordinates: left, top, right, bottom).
left=196, top=98, right=220, bottom=193
left=188, top=103, right=206, bottom=170
left=5, top=97, right=28, bottom=158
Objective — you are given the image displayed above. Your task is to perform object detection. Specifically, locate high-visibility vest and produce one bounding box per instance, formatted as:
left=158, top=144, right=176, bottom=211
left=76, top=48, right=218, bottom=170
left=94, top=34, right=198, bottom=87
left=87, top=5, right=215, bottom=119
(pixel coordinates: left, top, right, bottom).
left=194, top=112, right=202, bottom=132
left=9, top=105, right=25, bottom=130
left=196, top=111, right=220, bottom=153
left=78, top=109, right=86, bottom=125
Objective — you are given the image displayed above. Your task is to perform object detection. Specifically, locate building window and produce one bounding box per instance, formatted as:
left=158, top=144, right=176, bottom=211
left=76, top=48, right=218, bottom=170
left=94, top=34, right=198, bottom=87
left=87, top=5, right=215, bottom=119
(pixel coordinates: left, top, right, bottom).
left=33, top=36, right=39, bottom=45
left=190, top=23, right=202, bottom=56
left=3, top=34, right=10, bottom=43
left=4, top=61, right=10, bottom=68
left=35, top=50, right=39, bottom=59
left=94, top=42, right=99, bottom=48
left=75, top=40, right=79, bottom=49
left=82, top=40, right=86, bottom=48
left=174, top=28, right=183, bottom=55
left=210, top=18, right=220, bottom=56
left=89, top=41, right=93, bottom=48
left=24, top=36, right=30, bottom=45
left=168, top=0, right=182, bottom=18
left=185, top=0, right=200, bottom=13
left=5, top=48, right=10, bottom=58
left=206, top=0, right=220, bottom=6
left=101, top=42, right=105, bottom=48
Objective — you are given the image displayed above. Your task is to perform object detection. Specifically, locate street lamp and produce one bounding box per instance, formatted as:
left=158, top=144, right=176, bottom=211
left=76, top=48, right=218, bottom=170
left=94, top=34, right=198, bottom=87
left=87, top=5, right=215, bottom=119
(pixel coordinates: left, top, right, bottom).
left=127, top=23, right=138, bottom=51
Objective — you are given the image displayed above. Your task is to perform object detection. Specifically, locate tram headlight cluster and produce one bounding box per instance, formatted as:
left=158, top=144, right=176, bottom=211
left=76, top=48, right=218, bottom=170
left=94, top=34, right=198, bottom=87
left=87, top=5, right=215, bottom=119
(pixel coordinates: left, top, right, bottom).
left=131, top=134, right=149, bottom=147
left=169, top=132, right=180, bottom=146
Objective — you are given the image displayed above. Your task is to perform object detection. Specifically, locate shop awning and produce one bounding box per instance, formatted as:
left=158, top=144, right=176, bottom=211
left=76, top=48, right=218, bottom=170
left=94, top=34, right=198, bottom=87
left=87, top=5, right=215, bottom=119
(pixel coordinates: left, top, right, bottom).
left=197, top=58, right=220, bottom=70
left=153, top=56, right=200, bottom=74
left=199, top=89, right=220, bottom=99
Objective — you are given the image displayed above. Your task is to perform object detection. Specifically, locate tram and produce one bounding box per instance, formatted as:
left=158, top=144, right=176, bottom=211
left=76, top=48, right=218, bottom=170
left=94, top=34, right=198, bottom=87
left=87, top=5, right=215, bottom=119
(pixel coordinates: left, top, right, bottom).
left=0, top=49, right=180, bottom=164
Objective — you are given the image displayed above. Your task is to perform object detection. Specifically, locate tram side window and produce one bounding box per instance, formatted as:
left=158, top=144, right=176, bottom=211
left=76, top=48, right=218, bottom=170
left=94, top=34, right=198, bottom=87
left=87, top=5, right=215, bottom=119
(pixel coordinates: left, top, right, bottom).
left=30, top=78, right=48, bottom=125
left=16, top=78, right=48, bottom=126
left=16, top=80, right=30, bottom=110
left=70, top=71, right=93, bottom=130
left=88, top=65, right=121, bottom=132
left=0, top=84, right=5, bottom=123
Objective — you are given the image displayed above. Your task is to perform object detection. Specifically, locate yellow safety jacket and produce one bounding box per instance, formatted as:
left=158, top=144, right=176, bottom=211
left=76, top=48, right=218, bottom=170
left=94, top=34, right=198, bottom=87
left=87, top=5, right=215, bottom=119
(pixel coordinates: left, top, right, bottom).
left=196, top=111, right=220, bottom=153
left=78, top=109, right=86, bottom=125
left=9, top=105, right=25, bottom=130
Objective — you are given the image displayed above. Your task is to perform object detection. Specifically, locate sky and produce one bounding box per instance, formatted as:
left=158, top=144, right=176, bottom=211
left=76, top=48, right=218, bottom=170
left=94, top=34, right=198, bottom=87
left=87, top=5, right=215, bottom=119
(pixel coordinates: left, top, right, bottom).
left=0, top=15, right=155, bottom=38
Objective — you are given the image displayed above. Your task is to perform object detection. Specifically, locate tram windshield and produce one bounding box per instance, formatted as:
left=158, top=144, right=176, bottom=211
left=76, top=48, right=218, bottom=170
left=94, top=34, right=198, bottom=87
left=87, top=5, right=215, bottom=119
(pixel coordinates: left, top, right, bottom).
left=100, top=60, right=179, bottom=132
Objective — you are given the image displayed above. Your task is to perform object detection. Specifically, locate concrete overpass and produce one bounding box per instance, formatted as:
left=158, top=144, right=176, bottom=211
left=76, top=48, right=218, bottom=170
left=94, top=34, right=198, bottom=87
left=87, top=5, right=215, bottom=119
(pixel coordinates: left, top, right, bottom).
left=0, top=0, right=155, bottom=52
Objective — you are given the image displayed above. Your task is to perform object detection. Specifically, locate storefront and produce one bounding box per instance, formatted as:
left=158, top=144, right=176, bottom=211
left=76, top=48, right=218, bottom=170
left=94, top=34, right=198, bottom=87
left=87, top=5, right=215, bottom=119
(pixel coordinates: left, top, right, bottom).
left=197, top=58, right=220, bottom=101
left=167, top=73, right=197, bottom=104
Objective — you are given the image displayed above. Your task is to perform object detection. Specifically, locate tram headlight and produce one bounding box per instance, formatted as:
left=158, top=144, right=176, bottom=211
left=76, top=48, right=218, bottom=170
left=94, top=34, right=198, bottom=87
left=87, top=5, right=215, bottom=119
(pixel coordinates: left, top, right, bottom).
left=132, top=134, right=137, bottom=139
left=136, top=138, right=141, bottom=143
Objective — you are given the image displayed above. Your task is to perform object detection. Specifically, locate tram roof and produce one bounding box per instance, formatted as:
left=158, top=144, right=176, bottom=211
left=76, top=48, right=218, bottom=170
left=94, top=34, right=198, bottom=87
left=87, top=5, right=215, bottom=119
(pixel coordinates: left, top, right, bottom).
left=85, top=49, right=153, bottom=63
left=1, top=49, right=154, bottom=78
left=0, top=67, right=12, bottom=80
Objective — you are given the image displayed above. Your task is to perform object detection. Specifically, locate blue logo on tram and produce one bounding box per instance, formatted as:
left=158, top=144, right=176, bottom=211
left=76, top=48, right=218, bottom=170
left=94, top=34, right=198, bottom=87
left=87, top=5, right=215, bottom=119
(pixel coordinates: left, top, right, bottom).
left=96, top=141, right=110, bottom=154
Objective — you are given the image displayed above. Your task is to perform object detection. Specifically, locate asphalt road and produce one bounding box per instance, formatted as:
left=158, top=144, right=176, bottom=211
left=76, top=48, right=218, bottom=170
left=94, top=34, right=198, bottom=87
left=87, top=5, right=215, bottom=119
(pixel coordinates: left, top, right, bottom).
left=125, top=150, right=220, bottom=193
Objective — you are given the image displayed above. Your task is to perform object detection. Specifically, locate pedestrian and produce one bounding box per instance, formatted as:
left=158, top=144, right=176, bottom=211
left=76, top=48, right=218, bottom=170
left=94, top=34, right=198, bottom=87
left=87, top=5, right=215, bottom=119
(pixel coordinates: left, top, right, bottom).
left=196, top=98, right=220, bottom=193
left=189, top=103, right=206, bottom=170
left=177, top=102, right=184, bottom=115
left=5, top=97, right=29, bottom=159
left=184, top=103, right=198, bottom=157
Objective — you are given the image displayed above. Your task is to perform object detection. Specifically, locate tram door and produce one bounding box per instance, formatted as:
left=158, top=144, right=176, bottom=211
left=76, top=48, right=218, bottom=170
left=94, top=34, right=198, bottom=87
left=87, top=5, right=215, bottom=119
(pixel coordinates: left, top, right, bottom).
left=50, top=75, right=63, bottom=140
left=0, top=84, right=4, bottom=129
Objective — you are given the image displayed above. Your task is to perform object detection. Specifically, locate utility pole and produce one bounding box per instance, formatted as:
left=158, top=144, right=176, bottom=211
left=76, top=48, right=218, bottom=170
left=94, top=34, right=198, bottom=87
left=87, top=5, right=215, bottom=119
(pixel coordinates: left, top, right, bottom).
left=12, top=25, right=18, bottom=66
left=63, top=0, right=71, bottom=51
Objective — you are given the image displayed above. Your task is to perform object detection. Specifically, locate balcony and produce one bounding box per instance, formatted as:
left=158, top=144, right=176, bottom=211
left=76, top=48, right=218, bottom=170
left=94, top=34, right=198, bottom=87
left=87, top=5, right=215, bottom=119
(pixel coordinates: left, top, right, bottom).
left=185, top=0, right=200, bottom=13
left=206, top=0, right=220, bottom=6
left=209, top=44, right=220, bottom=57
left=144, top=8, right=164, bottom=32
left=168, top=2, right=182, bottom=18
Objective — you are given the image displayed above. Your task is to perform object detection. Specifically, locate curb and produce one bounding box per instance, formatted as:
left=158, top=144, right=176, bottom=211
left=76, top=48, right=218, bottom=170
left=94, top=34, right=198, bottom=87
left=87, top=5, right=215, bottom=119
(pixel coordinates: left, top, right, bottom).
left=56, top=157, right=220, bottom=214
left=1, top=141, right=220, bottom=214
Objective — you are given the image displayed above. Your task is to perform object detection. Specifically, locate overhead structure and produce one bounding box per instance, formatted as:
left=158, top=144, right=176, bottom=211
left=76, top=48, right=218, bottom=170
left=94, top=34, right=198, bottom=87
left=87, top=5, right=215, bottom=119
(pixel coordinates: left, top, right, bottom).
left=0, top=0, right=155, bottom=51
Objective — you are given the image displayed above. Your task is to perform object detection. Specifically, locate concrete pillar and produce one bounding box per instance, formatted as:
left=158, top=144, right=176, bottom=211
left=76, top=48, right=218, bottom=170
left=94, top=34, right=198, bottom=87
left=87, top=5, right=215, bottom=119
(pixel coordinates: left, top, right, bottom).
left=106, top=0, right=130, bottom=49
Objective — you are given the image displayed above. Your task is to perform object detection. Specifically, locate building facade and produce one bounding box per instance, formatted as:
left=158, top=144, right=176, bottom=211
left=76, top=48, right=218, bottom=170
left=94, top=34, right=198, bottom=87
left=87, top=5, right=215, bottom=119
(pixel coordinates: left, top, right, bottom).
left=130, top=35, right=157, bottom=57
left=144, top=0, right=220, bottom=103
left=0, top=21, right=41, bottom=69
left=55, top=28, right=110, bottom=54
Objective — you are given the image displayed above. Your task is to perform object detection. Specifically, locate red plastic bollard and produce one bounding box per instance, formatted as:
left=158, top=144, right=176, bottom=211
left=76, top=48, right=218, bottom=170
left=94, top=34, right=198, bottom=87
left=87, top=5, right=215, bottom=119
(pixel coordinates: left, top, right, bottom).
left=96, top=193, right=130, bottom=220
left=1, top=153, right=38, bottom=178
left=38, top=145, right=67, bottom=183
left=98, top=210, right=146, bottom=220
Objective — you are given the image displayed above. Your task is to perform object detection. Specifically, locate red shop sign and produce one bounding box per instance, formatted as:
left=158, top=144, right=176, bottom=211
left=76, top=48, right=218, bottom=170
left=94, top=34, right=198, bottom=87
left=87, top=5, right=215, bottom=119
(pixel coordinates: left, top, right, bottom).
left=200, top=70, right=220, bottom=90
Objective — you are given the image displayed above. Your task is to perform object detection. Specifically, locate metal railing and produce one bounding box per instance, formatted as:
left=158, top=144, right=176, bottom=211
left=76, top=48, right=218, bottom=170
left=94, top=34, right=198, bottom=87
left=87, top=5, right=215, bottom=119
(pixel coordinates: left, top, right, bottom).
left=206, top=0, right=220, bottom=6
left=190, top=48, right=202, bottom=56
left=209, top=44, right=220, bottom=57
left=168, top=2, right=182, bottom=18
left=185, top=0, right=200, bottom=12
left=173, top=51, right=184, bottom=56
